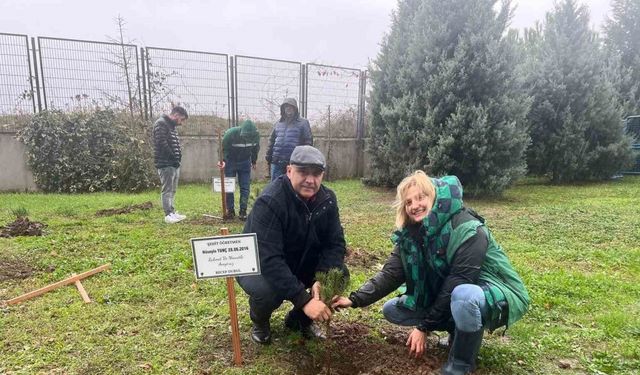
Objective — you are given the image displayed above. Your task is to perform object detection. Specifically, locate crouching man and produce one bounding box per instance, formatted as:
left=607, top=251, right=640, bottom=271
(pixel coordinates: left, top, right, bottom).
left=236, top=145, right=348, bottom=344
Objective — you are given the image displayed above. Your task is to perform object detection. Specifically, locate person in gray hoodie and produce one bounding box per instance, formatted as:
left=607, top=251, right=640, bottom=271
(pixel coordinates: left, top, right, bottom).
left=265, top=98, right=313, bottom=181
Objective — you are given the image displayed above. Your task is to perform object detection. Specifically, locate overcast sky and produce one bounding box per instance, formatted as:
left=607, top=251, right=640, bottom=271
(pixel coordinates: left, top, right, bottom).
left=2, top=0, right=613, bottom=69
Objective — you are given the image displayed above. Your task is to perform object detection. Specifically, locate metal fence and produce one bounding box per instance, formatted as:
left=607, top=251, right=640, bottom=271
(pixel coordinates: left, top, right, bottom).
left=38, top=37, right=141, bottom=115
left=0, top=33, right=34, bottom=132
left=145, top=47, right=229, bottom=135
left=0, top=32, right=368, bottom=139
left=233, top=55, right=302, bottom=136
left=306, top=63, right=361, bottom=138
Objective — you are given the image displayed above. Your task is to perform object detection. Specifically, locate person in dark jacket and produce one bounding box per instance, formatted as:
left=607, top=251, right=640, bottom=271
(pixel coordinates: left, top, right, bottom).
left=332, top=171, right=529, bottom=375
left=152, top=106, right=188, bottom=224
left=265, top=98, right=313, bottom=181
left=216, top=120, right=260, bottom=220
left=237, top=145, right=348, bottom=344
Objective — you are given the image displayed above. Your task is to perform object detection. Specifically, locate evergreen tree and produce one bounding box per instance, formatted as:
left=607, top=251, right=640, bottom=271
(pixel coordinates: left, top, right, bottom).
left=603, top=0, right=640, bottom=116
left=524, top=0, right=633, bottom=182
left=366, top=0, right=530, bottom=195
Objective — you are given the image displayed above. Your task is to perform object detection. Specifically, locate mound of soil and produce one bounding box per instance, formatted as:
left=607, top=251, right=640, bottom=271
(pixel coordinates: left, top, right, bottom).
left=296, top=322, right=444, bottom=374
left=0, top=217, right=47, bottom=238
left=95, top=201, right=153, bottom=217
left=0, top=257, right=35, bottom=282
left=346, top=247, right=384, bottom=268
left=196, top=320, right=446, bottom=375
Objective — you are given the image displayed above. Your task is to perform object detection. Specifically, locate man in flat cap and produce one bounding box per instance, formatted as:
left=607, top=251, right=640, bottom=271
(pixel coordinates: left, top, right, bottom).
left=237, top=145, right=348, bottom=344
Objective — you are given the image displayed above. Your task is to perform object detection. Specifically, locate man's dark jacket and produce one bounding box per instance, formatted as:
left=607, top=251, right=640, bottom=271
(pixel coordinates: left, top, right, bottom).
left=265, top=99, right=313, bottom=164
left=243, top=175, right=346, bottom=309
left=153, top=115, right=181, bottom=169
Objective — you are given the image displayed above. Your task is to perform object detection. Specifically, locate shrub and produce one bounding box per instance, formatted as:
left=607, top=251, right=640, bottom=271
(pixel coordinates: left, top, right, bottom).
left=18, top=110, right=156, bottom=193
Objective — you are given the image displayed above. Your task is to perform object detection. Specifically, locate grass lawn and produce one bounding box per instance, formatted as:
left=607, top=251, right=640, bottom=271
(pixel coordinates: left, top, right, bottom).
left=1, top=176, right=639, bottom=374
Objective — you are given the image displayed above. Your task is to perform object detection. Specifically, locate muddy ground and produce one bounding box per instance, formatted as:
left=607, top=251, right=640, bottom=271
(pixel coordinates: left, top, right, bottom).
left=346, top=247, right=384, bottom=268
left=198, top=321, right=447, bottom=374
left=95, top=201, right=153, bottom=217
left=0, top=256, right=36, bottom=282
left=0, top=217, right=47, bottom=238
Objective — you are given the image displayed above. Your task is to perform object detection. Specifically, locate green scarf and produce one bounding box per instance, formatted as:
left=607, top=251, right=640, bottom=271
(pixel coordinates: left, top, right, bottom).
left=393, top=175, right=464, bottom=310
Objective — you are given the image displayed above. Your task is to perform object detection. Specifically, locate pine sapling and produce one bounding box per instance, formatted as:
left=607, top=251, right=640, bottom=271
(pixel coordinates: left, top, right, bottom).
left=315, top=268, right=349, bottom=375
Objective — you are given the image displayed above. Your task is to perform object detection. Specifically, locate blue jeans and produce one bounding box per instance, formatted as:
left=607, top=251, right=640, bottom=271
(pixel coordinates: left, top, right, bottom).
left=225, top=159, right=251, bottom=214
left=382, top=284, right=488, bottom=333
left=158, top=166, right=180, bottom=215
left=270, top=162, right=287, bottom=181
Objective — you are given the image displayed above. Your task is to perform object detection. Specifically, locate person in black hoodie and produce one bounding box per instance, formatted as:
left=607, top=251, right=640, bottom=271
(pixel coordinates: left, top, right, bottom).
left=152, top=106, right=188, bottom=224
left=236, top=145, right=348, bottom=344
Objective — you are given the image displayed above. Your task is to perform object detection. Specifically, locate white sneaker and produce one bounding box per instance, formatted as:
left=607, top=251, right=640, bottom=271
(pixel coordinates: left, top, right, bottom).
left=173, top=212, right=186, bottom=220
left=164, top=213, right=181, bottom=224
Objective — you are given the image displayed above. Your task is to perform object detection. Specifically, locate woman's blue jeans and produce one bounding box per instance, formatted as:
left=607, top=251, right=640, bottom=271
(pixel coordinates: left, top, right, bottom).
left=382, top=284, right=488, bottom=333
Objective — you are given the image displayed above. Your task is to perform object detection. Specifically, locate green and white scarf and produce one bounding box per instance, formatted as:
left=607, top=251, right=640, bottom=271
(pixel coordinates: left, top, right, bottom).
left=392, top=175, right=464, bottom=310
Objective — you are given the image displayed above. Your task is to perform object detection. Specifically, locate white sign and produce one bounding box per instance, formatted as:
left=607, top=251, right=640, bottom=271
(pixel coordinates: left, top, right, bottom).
left=213, top=177, right=236, bottom=193
left=190, top=233, right=260, bottom=279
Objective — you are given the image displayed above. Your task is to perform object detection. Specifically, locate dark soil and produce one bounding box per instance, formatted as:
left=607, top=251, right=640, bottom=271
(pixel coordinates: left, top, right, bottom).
left=196, top=320, right=446, bottom=374
left=187, top=215, right=225, bottom=225
left=95, top=201, right=153, bottom=217
left=0, top=256, right=35, bottom=282
left=294, top=322, right=444, bottom=375
left=346, top=247, right=384, bottom=268
left=0, top=217, right=47, bottom=238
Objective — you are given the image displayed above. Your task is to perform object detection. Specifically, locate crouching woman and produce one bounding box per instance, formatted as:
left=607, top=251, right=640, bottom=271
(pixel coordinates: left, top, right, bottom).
left=332, top=171, right=530, bottom=375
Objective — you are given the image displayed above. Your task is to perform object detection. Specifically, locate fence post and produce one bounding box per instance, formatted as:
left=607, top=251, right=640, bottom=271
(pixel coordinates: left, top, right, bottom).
left=145, top=48, right=154, bottom=120
left=140, top=47, right=148, bottom=120
left=303, top=64, right=309, bottom=118
left=229, top=56, right=236, bottom=128
left=27, top=37, right=39, bottom=113
left=135, top=47, right=144, bottom=119
left=35, top=37, right=47, bottom=110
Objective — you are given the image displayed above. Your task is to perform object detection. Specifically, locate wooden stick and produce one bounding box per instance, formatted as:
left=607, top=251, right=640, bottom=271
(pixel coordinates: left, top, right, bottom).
left=5, top=264, right=110, bottom=305
left=218, top=130, right=228, bottom=218
left=221, top=228, right=242, bottom=366
left=72, top=273, right=92, bottom=303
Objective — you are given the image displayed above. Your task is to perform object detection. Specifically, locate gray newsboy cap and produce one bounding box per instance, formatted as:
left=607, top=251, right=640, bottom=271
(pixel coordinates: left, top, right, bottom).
left=289, top=145, right=326, bottom=171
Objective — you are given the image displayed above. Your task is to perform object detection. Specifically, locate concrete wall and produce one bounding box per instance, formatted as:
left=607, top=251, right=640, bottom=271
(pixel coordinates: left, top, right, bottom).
left=1, top=133, right=369, bottom=191
left=178, top=135, right=366, bottom=183
left=0, top=133, right=37, bottom=192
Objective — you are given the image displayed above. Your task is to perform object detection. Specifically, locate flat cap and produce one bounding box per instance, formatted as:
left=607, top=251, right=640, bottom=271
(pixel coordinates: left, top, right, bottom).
left=289, top=145, right=326, bottom=171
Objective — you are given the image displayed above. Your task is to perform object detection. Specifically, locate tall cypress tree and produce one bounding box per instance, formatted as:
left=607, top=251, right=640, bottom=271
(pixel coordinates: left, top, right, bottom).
left=524, top=0, right=633, bottom=182
left=603, top=0, right=640, bottom=116
left=366, top=0, right=530, bottom=195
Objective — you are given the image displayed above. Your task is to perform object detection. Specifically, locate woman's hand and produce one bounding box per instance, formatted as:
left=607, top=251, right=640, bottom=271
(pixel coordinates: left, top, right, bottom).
left=330, top=295, right=353, bottom=311
left=406, top=328, right=428, bottom=358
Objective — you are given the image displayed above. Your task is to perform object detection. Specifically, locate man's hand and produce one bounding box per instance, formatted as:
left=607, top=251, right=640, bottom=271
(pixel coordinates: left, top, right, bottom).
left=331, top=296, right=353, bottom=311
left=217, top=161, right=225, bottom=169
left=311, top=281, right=322, bottom=300
left=302, top=299, right=331, bottom=322
left=406, top=328, right=428, bottom=358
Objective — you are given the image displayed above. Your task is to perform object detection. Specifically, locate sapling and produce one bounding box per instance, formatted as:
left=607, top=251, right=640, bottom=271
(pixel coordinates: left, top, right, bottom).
left=314, top=267, right=349, bottom=375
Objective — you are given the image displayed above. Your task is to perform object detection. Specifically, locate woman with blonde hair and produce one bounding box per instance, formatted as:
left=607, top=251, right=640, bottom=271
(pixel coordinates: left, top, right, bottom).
left=333, top=171, right=529, bottom=375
